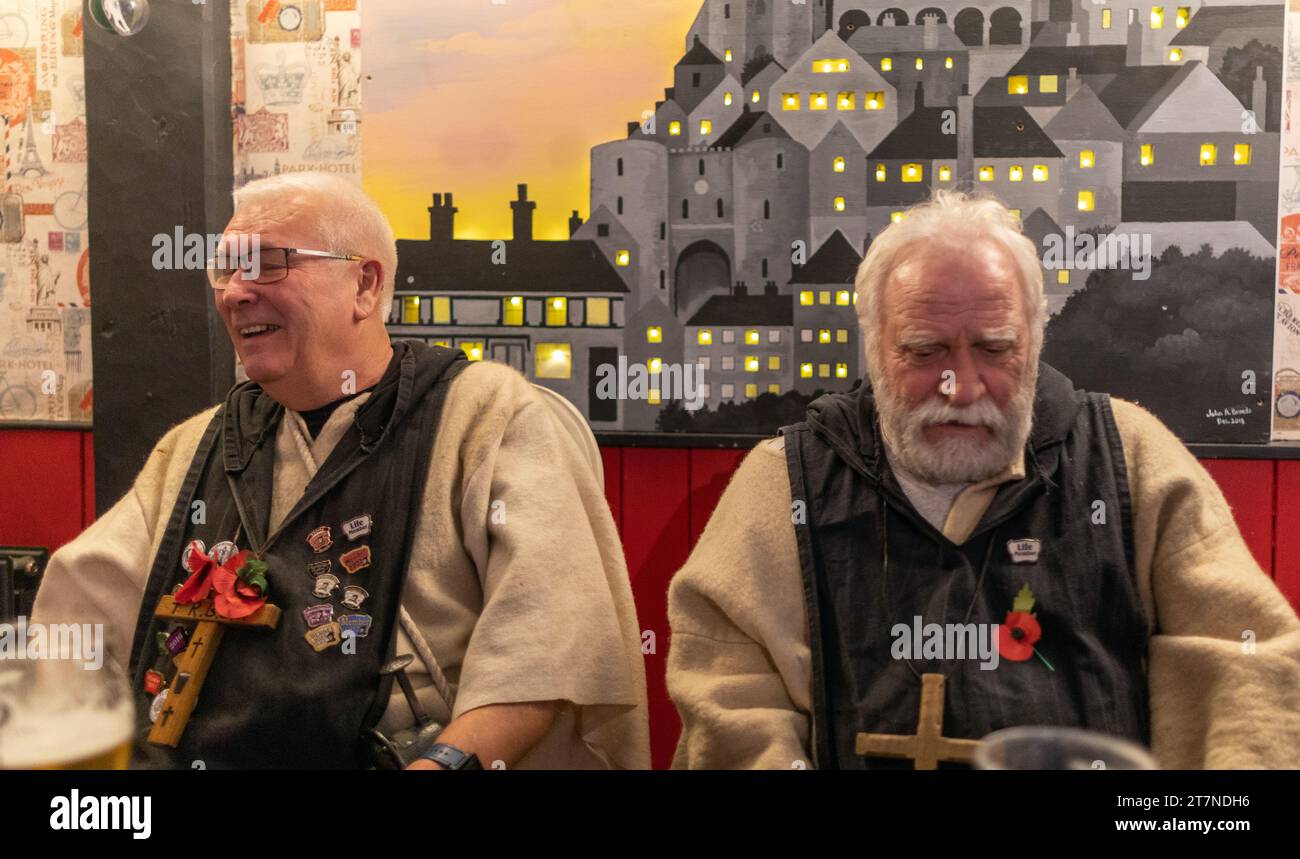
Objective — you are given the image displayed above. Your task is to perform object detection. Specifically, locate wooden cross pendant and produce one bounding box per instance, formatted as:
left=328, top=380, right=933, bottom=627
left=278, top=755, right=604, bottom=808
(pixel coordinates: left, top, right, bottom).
left=854, top=673, right=981, bottom=769
left=147, top=594, right=282, bottom=748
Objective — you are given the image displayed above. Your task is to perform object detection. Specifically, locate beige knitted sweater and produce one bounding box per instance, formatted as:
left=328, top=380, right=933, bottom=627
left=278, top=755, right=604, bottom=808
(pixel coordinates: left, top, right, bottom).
left=667, top=398, right=1300, bottom=769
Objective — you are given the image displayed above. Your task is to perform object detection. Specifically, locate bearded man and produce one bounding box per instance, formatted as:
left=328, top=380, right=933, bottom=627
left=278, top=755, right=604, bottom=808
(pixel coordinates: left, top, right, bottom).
left=666, top=190, right=1300, bottom=769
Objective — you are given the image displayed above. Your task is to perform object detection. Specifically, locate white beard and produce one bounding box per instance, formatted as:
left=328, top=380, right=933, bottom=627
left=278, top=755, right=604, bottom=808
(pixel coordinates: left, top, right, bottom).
left=873, top=364, right=1037, bottom=485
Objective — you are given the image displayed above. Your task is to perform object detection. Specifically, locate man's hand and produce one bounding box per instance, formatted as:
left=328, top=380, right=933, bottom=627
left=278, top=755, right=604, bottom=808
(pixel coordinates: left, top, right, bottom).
left=405, top=700, right=560, bottom=770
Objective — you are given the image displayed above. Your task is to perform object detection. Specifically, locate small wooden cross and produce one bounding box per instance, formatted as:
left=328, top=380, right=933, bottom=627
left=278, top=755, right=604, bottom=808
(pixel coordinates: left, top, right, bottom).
left=147, top=594, right=282, bottom=747
left=854, top=673, right=981, bottom=769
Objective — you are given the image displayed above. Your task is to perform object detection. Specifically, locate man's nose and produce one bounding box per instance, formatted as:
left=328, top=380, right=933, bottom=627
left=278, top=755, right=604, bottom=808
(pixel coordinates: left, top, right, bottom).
left=942, top=350, right=987, bottom=406
left=219, top=274, right=260, bottom=309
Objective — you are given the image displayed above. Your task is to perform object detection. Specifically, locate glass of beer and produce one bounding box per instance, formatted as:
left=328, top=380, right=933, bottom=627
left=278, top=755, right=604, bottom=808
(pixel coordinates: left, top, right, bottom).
left=0, top=656, right=134, bottom=769
left=974, top=725, right=1158, bottom=770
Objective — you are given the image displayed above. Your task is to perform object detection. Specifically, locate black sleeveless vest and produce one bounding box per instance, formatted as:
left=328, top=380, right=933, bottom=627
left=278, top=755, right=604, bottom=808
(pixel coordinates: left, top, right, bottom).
left=783, top=363, right=1151, bottom=769
left=127, top=340, right=467, bottom=769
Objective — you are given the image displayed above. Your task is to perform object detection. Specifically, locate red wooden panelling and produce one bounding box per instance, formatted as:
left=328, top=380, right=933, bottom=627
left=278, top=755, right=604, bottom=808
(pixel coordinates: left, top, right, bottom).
left=688, top=448, right=748, bottom=547
left=82, top=431, right=95, bottom=527
left=1200, top=460, right=1274, bottom=576
left=1275, top=462, right=1300, bottom=614
left=0, top=430, right=85, bottom=552
left=599, top=446, right=621, bottom=537
left=619, top=447, right=690, bottom=770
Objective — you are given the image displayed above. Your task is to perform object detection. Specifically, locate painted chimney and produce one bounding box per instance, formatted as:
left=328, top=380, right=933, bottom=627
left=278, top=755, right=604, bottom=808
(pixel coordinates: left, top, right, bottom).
left=922, top=13, right=938, bottom=50
left=568, top=210, right=583, bottom=237
left=882, top=11, right=895, bottom=27
left=1252, top=64, right=1267, bottom=124
left=1066, top=22, right=1079, bottom=47
left=511, top=183, right=536, bottom=242
left=1066, top=66, right=1079, bottom=99
left=957, top=85, right=974, bottom=183
left=914, top=80, right=925, bottom=112
left=428, top=192, right=457, bottom=242
left=1126, top=9, right=1143, bottom=67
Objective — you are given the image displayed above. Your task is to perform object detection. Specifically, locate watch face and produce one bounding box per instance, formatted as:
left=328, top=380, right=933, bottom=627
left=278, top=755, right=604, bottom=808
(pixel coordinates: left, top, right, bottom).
left=278, top=6, right=303, bottom=31
left=1278, top=392, right=1300, bottom=419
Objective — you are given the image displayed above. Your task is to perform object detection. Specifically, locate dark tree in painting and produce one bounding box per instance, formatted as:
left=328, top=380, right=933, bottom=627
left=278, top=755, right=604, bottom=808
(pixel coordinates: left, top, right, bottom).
left=657, top=389, right=823, bottom=433
left=1217, top=39, right=1282, bottom=131
left=1042, top=246, right=1274, bottom=442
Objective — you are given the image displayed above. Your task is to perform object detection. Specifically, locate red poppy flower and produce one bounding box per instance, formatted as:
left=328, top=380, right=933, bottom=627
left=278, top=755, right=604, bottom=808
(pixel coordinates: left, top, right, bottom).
left=174, top=542, right=216, bottom=604
left=212, top=550, right=268, bottom=619
left=998, top=610, right=1042, bottom=662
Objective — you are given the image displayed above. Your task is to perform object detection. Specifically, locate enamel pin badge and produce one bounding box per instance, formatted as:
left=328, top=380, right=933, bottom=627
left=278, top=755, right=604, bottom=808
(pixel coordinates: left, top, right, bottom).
left=1007, top=539, right=1041, bottom=564
left=342, top=514, right=373, bottom=541
left=339, top=545, right=371, bottom=575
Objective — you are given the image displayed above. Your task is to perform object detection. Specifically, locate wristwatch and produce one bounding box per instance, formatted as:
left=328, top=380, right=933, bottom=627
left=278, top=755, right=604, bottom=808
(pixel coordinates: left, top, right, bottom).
left=420, top=742, right=483, bottom=770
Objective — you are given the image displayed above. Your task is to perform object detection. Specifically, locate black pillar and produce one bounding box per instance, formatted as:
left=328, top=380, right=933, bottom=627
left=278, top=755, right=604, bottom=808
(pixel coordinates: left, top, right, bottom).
left=84, top=0, right=233, bottom=513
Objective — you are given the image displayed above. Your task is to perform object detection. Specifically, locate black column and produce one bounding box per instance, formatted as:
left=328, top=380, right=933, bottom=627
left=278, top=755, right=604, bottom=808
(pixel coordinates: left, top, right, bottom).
left=84, top=0, right=233, bottom=513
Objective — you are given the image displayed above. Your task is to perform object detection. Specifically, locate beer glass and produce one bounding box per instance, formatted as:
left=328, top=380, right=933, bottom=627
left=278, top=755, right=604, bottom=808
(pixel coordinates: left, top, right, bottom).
left=974, top=725, right=1158, bottom=770
left=0, top=656, right=134, bottom=769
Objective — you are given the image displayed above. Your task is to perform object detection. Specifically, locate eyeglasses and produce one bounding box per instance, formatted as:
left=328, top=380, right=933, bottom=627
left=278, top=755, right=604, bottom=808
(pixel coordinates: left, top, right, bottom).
left=206, top=246, right=365, bottom=289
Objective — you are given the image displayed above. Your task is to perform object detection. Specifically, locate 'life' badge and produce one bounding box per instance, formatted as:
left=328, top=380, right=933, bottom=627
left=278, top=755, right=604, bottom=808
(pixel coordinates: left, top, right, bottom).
left=1007, top=538, right=1041, bottom=564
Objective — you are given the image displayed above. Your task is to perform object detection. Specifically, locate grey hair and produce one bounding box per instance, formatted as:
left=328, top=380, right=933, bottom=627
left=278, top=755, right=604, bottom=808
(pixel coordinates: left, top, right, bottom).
left=232, top=172, right=398, bottom=309
left=854, top=188, right=1046, bottom=379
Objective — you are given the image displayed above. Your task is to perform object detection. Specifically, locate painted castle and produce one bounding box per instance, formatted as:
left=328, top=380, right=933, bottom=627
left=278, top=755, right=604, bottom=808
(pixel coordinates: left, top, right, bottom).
left=388, top=0, right=1283, bottom=432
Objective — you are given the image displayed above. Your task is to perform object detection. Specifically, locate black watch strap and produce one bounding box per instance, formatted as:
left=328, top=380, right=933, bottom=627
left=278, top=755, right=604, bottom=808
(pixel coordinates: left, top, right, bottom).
left=421, top=742, right=483, bottom=770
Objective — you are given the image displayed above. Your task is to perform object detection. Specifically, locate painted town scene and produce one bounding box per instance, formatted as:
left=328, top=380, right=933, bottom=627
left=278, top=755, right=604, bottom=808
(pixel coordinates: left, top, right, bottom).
left=377, top=0, right=1283, bottom=442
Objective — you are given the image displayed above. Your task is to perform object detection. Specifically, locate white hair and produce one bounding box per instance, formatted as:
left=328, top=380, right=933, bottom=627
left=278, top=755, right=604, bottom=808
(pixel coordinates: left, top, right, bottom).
left=232, top=172, right=397, bottom=308
left=854, top=188, right=1046, bottom=380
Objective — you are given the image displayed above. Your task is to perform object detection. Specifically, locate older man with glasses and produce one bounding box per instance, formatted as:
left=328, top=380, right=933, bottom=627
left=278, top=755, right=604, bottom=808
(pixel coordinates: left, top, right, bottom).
left=32, top=172, right=650, bottom=770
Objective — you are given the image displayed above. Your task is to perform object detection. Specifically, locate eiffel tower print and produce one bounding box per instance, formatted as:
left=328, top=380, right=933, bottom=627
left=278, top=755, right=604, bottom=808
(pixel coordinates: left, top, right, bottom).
left=15, top=101, right=48, bottom=179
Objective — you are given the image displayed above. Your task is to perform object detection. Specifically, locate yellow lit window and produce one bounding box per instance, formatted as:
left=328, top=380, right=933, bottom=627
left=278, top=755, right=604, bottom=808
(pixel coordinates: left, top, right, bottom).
left=1032, top=164, right=1048, bottom=181
left=945, top=56, right=953, bottom=69
left=834, top=196, right=846, bottom=212
left=836, top=290, right=851, bottom=306
left=535, top=343, right=572, bottom=379
left=1176, top=6, right=1189, bottom=27
left=819, top=291, right=831, bottom=305
left=1234, top=143, right=1252, bottom=165
left=402, top=296, right=420, bottom=324
left=1040, top=75, right=1057, bottom=93
left=616, top=250, right=630, bottom=267
left=724, top=49, right=733, bottom=61
left=1008, top=75, right=1028, bottom=95
left=1140, top=144, right=1154, bottom=166
left=836, top=363, right=848, bottom=379
left=783, top=93, right=800, bottom=111
left=800, top=363, right=814, bottom=379
left=1102, top=9, right=1112, bottom=28
left=461, top=341, right=484, bottom=362
left=751, top=90, right=761, bottom=104
left=1080, top=150, right=1095, bottom=168
left=1169, top=48, right=1182, bottom=62
left=647, top=325, right=663, bottom=343
left=1078, top=190, right=1095, bottom=211
left=698, top=329, right=713, bottom=345
left=431, top=340, right=450, bottom=348
left=818, top=364, right=830, bottom=378
left=833, top=156, right=846, bottom=173
left=700, top=120, right=712, bottom=135
left=915, top=57, right=923, bottom=70
left=648, top=389, right=661, bottom=405
left=768, top=383, right=780, bottom=394
left=745, top=356, right=759, bottom=372
left=745, top=329, right=760, bottom=345
left=979, top=165, right=994, bottom=181
left=768, top=356, right=781, bottom=371
left=649, top=357, right=663, bottom=374
left=669, top=121, right=682, bottom=136
left=939, top=165, right=952, bottom=181
left=1200, top=144, right=1217, bottom=165
left=432, top=296, right=451, bottom=324
left=1151, top=7, right=1164, bottom=28
left=836, top=329, right=849, bottom=343
left=745, top=383, right=758, bottom=398
left=724, top=92, right=733, bottom=106
left=587, top=297, right=610, bottom=326
left=902, top=163, right=922, bottom=182
left=546, top=297, right=567, bottom=326
left=503, top=296, right=524, bottom=326
left=819, top=329, right=832, bottom=344
left=866, top=92, right=884, bottom=110
left=811, top=92, right=828, bottom=110
left=799, top=290, right=814, bottom=306
left=881, top=58, right=892, bottom=71
left=1009, top=209, right=1021, bottom=221
left=875, top=163, right=886, bottom=182
left=891, top=211, right=903, bottom=223
left=837, top=92, right=855, bottom=110
left=1010, top=165, right=1023, bottom=182
left=813, top=58, right=851, bottom=73
left=1057, top=270, right=1071, bottom=286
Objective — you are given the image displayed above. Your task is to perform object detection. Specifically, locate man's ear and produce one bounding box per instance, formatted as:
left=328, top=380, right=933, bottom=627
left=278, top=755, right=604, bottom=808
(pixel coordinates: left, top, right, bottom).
left=354, top=260, right=386, bottom=320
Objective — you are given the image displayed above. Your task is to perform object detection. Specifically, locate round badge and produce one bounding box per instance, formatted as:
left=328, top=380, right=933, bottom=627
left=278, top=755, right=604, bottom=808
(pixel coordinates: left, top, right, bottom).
left=149, top=688, right=170, bottom=724
left=210, top=541, right=238, bottom=565
left=180, top=539, right=207, bottom=572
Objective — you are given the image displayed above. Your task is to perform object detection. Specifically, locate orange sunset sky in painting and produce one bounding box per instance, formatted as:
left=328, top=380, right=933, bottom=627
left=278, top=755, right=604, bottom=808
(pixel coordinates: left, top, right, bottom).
left=362, top=0, right=702, bottom=242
